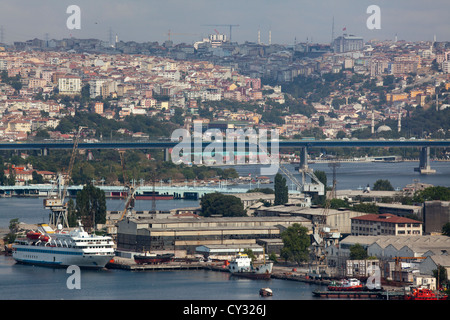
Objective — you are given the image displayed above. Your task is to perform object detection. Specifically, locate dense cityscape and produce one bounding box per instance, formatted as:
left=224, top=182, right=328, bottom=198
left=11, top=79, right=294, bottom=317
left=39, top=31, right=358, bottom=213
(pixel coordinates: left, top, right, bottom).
left=1, top=6, right=450, bottom=307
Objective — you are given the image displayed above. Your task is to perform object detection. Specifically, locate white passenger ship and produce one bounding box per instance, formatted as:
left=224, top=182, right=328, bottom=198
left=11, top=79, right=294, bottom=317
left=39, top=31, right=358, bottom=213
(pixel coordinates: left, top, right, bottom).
left=12, top=222, right=115, bottom=269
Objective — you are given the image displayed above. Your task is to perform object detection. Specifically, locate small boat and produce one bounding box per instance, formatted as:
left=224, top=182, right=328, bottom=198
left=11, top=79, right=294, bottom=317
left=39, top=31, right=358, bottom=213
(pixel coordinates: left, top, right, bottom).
left=327, top=278, right=364, bottom=291
left=134, top=252, right=174, bottom=264
left=404, top=288, right=448, bottom=300
left=259, top=288, right=273, bottom=297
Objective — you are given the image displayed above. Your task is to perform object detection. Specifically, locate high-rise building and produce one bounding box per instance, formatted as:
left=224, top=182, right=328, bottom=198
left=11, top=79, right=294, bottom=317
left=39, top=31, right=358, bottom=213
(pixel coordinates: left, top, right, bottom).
left=332, top=34, right=364, bottom=53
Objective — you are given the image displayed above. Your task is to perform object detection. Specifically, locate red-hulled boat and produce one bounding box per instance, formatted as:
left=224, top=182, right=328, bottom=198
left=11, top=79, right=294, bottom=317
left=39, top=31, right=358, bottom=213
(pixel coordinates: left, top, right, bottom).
left=327, top=278, right=364, bottom=291
left=405, top=288, right=448, bottom=300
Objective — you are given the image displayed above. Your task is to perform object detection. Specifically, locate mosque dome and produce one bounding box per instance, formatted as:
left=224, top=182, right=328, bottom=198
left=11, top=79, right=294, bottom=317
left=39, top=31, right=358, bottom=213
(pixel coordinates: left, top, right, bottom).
left=376, top=125, right=392, bottom=133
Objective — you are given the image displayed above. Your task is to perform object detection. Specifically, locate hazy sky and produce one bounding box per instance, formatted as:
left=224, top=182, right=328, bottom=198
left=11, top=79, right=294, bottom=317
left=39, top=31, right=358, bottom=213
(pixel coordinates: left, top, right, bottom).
left=1, top=0, right=449, bottom=45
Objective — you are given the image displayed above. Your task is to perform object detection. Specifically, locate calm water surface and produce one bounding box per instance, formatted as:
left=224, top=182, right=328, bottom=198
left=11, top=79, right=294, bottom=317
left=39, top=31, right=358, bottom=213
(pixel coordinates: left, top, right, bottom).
left=0, top=255, right=322, bottom=300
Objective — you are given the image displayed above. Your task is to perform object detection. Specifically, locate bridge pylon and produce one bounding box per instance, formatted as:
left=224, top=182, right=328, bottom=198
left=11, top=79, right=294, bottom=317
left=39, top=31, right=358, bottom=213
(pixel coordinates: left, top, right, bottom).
left=414, top=146, right=436, bottom=174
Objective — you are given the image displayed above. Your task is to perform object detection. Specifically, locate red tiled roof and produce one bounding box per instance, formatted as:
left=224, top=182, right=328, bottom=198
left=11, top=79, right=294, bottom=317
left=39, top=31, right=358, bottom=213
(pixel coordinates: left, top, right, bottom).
left=351, top=213, right=422, bottom=224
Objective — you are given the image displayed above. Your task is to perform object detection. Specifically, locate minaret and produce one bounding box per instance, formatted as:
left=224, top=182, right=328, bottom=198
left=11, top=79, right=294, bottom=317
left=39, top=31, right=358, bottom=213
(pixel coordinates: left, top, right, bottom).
left=398, top=110, right=401, bottom=133
left=269, top=30, right=271, bottom=45
left=371, top=110, right=375, bottom=134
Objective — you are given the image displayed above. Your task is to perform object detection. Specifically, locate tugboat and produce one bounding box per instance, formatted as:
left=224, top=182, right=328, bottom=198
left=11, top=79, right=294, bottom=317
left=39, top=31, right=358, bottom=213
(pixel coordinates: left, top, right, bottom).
left=404, top=287, right=448, bottom=300
left=327, top=278, right=364, bottom=291
left=228, top=253, right=273, bottom=280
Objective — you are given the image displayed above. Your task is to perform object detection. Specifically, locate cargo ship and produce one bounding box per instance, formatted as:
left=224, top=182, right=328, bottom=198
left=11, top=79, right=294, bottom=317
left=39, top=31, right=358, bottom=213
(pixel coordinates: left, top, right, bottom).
left=228, top=253, right=273, bottom=280
left=12, top=223, right=115, bottom=269
left=134, top=252, right=174, bottom=264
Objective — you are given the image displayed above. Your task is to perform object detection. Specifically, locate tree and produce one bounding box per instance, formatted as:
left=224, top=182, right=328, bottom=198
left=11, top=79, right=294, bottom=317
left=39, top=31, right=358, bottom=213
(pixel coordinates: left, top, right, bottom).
left=3, top=218, right=19, bottom=244
left=314, top=170, right=327, bottom=186
left=200, top=192, right=246, bottom=217
left=413, top=186, right=450, bottom=203
left=318, top=116, right=325, bottom=127
left=280, top=223, right=310, bottom=265
left=442, top=223, right=450, bottom=237
left=274, top=173, right=288, bottom=205
left=433, top=265, right=448, bottom=289
left=373, top=179, right=394, bottom=191
left=336, top=130, right=347, bottom=139
left=352, top=202, right=379, bottom=214
left=31, top=171, right=44, bottom=184
left=349, top=243, right=368, bottom=260
left=75, top=183, right=107, bottom=230
left=67, top=199, right=77, bottom=227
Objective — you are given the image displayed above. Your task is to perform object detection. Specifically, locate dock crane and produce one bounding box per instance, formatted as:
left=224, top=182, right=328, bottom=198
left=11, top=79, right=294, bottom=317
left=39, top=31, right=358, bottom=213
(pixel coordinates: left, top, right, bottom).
left=118, top=150, right=136, bottom=222
left=44, top=126, right=86, bottom=228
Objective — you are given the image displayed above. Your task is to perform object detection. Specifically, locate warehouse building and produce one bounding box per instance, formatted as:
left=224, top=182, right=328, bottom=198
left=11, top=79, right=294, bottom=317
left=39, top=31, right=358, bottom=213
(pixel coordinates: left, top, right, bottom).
left=116, top=215, right=312, bottom=255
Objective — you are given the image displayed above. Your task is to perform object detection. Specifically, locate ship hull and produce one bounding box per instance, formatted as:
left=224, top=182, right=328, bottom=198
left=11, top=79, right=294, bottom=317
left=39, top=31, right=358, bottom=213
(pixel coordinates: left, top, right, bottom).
left=13, top=245, right=114, bottom=269
left=230, top=271, right=272, bottom=280
left=134, top=253, right=174, bottom=264
left=327, top=285, right=364, bottom=291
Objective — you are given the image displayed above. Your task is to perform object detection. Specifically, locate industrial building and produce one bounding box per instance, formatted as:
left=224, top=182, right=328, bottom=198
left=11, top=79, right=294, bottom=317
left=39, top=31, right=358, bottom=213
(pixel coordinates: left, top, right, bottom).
left=255, top=205, right=367, bottom=234
left=326, top=235, right=450, bottom=280
left=116, top=215, right=312, bottom=255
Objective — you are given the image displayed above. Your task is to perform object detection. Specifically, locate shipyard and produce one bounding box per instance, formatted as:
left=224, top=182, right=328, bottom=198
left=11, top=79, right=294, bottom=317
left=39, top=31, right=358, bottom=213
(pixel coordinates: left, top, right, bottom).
left=1, top=1, right=450, bottom=310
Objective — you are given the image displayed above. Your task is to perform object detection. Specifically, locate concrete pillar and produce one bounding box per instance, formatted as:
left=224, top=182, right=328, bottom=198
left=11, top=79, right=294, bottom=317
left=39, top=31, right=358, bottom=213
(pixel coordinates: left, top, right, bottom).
left=299, top=147, right=308, bottom=170
left=164, top=148, right=170, bottom=162
left=415, top=146, right=436, bottom=174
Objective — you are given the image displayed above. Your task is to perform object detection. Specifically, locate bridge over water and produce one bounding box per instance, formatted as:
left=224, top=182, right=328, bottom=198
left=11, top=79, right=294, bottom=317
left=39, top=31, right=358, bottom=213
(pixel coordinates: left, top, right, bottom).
left=1, top=139, right=449, bottom=174
left=0, top=183, right=287, bottom=200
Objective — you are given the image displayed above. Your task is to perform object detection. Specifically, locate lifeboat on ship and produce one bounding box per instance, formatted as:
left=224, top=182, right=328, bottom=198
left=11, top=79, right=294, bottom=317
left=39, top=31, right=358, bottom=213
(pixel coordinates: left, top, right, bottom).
left=39, top=235, right=50, bottom=242
left=26, top=231, right=42, bottom=240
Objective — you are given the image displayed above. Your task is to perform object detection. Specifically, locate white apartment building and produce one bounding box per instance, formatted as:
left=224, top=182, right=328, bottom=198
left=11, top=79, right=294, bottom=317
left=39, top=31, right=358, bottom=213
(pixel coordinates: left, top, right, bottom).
left=442, top=61, right=450, bottom=74
left=58, top=75, right=81, bottom=95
